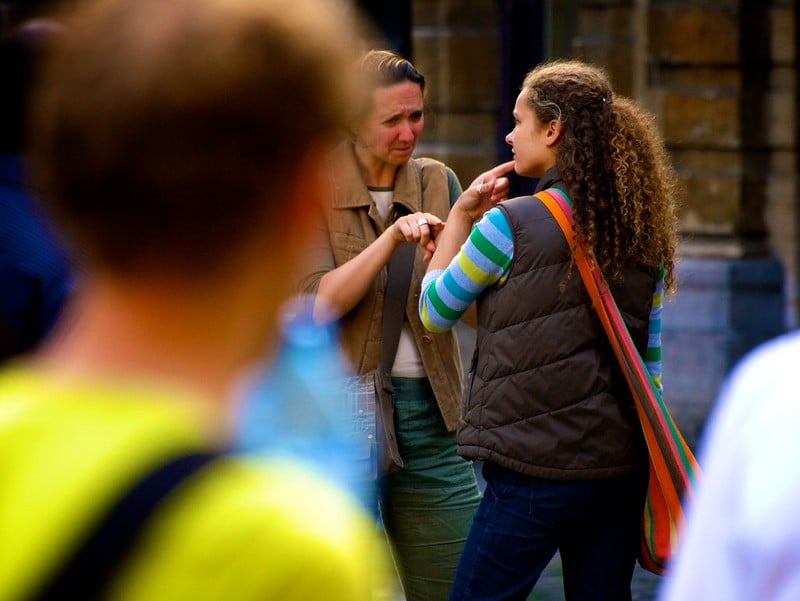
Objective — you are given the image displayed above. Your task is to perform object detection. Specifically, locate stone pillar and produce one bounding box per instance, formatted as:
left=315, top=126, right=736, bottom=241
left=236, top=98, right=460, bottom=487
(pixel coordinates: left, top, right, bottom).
left=411, top=0, right=796, bottom=447
left=571, top=0, right=642, bottom=97
left=648, top=1, right=788, bottom=445
left=411, top=0, right=500, bottom=184
left=572, top=0, right=793, bottom=447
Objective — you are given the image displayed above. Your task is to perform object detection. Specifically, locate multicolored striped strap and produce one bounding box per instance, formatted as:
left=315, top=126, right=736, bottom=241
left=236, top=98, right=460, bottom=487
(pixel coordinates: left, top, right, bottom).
left=536, top=187, right=700, bottom=517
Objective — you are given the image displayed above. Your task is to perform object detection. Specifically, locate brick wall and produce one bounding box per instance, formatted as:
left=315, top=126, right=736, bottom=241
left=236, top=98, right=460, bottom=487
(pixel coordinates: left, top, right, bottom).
left=412, top=0, right=797, bottom=447
left=412, top=0, right=500, bottom=184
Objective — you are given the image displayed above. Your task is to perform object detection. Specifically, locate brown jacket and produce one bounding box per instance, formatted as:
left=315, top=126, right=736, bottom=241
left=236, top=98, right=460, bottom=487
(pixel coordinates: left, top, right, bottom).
left=298, top=143, right=464, bottom=430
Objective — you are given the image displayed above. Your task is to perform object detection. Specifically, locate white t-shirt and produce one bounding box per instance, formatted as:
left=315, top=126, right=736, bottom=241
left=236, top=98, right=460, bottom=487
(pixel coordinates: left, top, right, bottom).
left=660, top=331, right=800, bottom=601
left=368, top=187, right=425, bottom=378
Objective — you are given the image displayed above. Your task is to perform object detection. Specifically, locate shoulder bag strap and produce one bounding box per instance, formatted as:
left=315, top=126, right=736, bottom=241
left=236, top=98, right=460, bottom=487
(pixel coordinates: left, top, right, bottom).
left=381, top=243, right=415, bottom=376
left=535, top=188, right=622, bottom=351
left=380, top=160, right=423, bottom=376
left=536, top=186, right=664, bottom=408
left=29, top=452, right=219, bottom=601
left=536, top=186, right=699, bottom=498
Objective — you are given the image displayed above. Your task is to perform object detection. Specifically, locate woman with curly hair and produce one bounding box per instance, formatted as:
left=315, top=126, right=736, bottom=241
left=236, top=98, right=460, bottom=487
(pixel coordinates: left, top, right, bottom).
left=419, top=59, right=679, bottom=600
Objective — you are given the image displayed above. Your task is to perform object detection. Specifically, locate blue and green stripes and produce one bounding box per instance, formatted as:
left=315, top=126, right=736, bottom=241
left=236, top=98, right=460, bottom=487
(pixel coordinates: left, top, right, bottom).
left=419, top=207, right=513, bottom=332
left=419, top=200, right=665, bottom=391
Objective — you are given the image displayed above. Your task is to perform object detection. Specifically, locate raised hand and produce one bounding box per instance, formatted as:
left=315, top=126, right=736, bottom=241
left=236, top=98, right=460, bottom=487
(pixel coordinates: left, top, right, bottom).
left=456, top=160, right=515, bottom=222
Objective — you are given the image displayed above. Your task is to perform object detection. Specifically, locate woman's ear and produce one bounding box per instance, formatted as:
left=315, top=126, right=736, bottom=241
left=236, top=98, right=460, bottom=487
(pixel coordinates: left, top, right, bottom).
left=545, top=119, right=562, bottom=147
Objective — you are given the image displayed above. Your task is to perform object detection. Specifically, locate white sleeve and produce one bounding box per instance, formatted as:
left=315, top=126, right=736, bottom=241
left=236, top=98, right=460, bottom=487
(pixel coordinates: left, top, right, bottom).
left=660, top=332, right=800, bottom=601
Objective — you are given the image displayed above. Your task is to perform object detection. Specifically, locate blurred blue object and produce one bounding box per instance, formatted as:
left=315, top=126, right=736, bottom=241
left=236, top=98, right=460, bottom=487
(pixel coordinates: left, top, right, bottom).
left=234, top=296, right=375, bottom=508
left=0, top=155, right=71, bottom=360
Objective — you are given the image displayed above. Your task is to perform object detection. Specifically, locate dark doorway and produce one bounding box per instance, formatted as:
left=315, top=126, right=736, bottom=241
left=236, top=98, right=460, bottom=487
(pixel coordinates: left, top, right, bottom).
left=355, top=0, right=412, bottom=60
left=498, top=0, right=546, bottom=197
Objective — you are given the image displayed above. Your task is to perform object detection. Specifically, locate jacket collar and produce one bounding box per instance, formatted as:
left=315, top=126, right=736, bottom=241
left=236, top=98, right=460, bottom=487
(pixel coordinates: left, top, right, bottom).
left=534, top=166, right=564, bottom=194
left=330, top=141, right=423, bottom=215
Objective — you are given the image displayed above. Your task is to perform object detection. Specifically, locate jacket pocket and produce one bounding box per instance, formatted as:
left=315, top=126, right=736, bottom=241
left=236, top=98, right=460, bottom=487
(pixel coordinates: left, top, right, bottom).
left=330, top=232, right=369, bottom=266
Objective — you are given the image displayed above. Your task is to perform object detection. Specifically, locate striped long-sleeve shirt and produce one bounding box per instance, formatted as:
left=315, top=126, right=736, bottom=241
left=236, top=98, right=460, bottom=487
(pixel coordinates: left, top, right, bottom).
left=419, top=205, right=665, bottom=391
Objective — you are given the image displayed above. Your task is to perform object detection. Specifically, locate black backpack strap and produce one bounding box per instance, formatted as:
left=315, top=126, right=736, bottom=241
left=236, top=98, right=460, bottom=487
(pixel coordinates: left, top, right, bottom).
left=29, top=451, right=219, bottom=601
left=380, top=242, right=415, bottom=377
left=380, top=159, right=423, bottom=377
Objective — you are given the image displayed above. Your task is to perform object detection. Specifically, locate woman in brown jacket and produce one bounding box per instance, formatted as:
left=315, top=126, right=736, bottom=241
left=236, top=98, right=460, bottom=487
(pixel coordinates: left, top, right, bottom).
left=298, top=50, right=481, bottom=601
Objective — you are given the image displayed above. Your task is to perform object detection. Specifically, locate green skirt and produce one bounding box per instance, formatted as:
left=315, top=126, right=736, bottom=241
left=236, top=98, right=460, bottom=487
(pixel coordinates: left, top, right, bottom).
left=379, top=377, right=481, bottom=601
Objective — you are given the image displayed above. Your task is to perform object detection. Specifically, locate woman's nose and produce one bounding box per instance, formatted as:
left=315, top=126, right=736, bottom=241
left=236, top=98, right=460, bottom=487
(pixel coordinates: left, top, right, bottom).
left=505, top=131, right=513, bottom=146
left=398, top=122, right=415, bottom=141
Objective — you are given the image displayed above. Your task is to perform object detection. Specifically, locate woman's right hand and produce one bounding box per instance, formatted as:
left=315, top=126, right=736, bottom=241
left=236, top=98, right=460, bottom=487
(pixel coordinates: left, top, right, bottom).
left=314, top=211, right=442, bottom=322
left=388, top=211, right=445, bottom=261
left=454, top=160, right=515, bottom=222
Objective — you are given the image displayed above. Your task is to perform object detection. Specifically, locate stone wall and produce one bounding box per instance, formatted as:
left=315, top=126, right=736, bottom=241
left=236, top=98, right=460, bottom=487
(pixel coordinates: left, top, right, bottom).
left=411, top=0, right=797, bottom=448
left=412, top=0, right=501, bottom=184
left=643, top=1, right=791, bottom=444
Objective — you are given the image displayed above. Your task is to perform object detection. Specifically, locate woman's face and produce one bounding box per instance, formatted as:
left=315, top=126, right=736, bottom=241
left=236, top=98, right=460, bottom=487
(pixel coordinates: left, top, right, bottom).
left=353, top=80, right=424, bottom=168
left=505, top=92, right=558, bottom=178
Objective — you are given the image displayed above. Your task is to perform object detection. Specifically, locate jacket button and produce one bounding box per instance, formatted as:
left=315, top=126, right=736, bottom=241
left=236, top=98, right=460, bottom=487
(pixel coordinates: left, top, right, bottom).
left=422, top=335, right=432, bottom=344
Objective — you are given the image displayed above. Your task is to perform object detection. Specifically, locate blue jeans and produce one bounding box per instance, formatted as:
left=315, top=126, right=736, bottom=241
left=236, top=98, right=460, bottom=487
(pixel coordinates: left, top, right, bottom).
left=379, top=377, right=481, bottom=601
left=448, top=462, right=647, bottom=601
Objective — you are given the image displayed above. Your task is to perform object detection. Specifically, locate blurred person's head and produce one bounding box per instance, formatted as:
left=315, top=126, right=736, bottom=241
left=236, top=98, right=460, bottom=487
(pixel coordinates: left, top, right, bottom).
left=30, top=0, right=360, bottom=285
left=27, top=0, right=365, bottom=375
left=350, top=50, right=426, bottom=171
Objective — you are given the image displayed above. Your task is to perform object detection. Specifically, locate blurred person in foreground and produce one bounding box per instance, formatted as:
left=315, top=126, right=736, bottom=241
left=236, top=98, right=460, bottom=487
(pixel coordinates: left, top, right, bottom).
left=298, top=49, right=481, bottom=601
left=0, top=0, right=385, bottom=600
left=0, top=20, right=71, bottom=361
left=660, top=331, right=800, bottom=601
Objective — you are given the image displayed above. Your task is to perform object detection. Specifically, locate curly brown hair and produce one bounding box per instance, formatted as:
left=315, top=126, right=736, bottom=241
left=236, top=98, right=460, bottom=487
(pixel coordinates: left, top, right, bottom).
left=522, top=60, right=680, bottom=290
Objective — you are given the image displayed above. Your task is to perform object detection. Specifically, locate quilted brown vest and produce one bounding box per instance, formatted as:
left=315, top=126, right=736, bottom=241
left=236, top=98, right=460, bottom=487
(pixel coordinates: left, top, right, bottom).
left=458, top=193, right=656, bottom=478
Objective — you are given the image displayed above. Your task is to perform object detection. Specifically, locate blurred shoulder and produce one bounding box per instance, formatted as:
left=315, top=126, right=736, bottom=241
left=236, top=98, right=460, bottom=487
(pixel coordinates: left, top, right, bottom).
left=117, top=456, right=385, bottom=601
left=721, top=330, right=800, bottom=410
left=703, top=331, right=800, bottom=463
